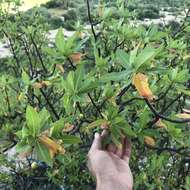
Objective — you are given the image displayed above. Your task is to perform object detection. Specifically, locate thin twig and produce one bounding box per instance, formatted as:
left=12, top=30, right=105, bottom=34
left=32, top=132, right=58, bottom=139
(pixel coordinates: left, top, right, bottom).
left=145, top=99, right=190, bottom=124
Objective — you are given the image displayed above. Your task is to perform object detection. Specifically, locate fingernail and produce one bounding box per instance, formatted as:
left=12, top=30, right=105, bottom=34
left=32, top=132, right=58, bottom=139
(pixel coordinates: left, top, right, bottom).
left=95, top=133, right=99, bottom=138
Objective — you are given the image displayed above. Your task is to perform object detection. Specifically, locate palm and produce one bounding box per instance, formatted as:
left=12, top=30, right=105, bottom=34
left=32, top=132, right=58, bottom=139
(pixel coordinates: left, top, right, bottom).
left=88, top=133, right=133, bottom=190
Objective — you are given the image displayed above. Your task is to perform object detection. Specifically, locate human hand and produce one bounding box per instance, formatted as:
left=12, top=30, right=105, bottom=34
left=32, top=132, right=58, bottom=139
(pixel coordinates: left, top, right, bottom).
left=88, top=130, right=133, bottom=190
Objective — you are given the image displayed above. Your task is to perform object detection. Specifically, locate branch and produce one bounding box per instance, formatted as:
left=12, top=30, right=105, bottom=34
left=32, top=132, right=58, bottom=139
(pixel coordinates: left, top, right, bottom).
left=86, top=0, right=101, bottom=56
left=40, top=89, right=59, bottom=120
left=86, top=0, right=97, bottom=41
left=154, top=84, right=173, bottom=102
left=68, top=57, right=76, bottom=70
left=88, top=93, right=103, bottom=118
left=145, top=99, right=190, bottom=124
left=116, top=84, right=132, bottom=104
left=173, top=8, right=190, bottom=38
left=2, top=30, right=20, bottom=76
left=20, top=36, right=34, bottom=77
left=4, top=87, right=11, bottom=113
left=30, top=35, right=48, bottom=73
left=161, top=94, right=182, bottom=113
left=119, top=97, right=144, bottom=113
left=147, top=145, right=189, bottom=156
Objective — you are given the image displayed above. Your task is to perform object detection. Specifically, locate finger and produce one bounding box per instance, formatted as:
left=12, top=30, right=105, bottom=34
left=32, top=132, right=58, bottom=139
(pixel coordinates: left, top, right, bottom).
left=89, top=133, right=102, bottom=152
left=107, top=143, right=117, bottom=154
left=101, top=129, right=108, bottom=138
left=123, top=138, right=131, bottom=163
left=115, top=147, right=123, bottom=158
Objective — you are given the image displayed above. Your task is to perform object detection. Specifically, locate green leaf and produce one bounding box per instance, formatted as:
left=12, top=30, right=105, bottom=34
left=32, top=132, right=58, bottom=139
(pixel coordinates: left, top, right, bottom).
left=110, top=126, right=122, bottom=147
left=130, top=45, right=139, bottom=65
left=26, top=106, right=41, bottom=137
left=116, top=49, right=131, bottom=68
left=51, top=118, right=65, bottom=138
left=118, top=124, right=136, bottom=137
left=100, top=70, right=132, bottom=83
left=79, top=80, right=99, bottom=94
left=55, top=28, right=65, bottom=53
left=175, top=69, right=189, bottom=83
left=166, top=124, right=182, bottom=138
left=67, top=71, right=75, bottom=92
left=86, top=119, right=108, bottom=131
left=22, top=126, right=30, bottom=138
left=62, top=135, right=81, bottom=144
left=135, top=47, right=157, bottom=70
left=142, top=129, right=160, bottom=137
left=39, top=108, right=50, bottom=131
left=35, top=142, right=52, bottom=167
left=56, top=154, right=65, bottom=164
left=22, top=70, right=30, bottom=85
left=179, top=88, right=190, bottom=96
left=75, top=65, right=85, bottom=91
left=16, top=142, right=31, bottom=153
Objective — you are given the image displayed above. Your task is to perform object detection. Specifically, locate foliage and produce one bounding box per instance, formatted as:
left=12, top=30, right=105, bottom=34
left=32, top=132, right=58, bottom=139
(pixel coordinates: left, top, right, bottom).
left=0, top=0, right=190, bottom=189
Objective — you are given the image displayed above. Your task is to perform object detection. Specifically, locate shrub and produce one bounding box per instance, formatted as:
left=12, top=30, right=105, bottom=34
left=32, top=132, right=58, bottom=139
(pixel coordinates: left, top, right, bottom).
left=0, top=1, right=190, bottom=190
left=63, top=9, right=77, bottom=21
left=42, top=0, right=64, bottom=9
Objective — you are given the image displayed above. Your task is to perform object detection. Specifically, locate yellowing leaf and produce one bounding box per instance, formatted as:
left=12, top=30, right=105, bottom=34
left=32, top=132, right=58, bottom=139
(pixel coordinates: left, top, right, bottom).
left=19, top=150, right=32, bottom=159
left=56, top=64, right=65, bottom=73
left=132, top=73, right=154, bottom=100
left=32, top=82, right=43, bottom=89
left=183, top=55, right=190, bottom=60
left=38, top=135, right=65, bottom=158
left=17, top=93, right=26, bottom=101
left=63, top=123, right=75, bottom=132
left=100, top=123, right=109, bottom=129
left=144, top=136, right=156, bottom=147
left=98, top=0, right=104, bottom=17
left=86, top=119, right=108, bottom=132
left=155, top=119, right=167, bottom=129
left=32, top=81, right=51, bottom=89
left=108, top=97, right=117, bottom=106
left=49, top=148, right=56, bottom=159
left=41, top=81, right=51, bottom=87
left=70, top=52, right=82, bottom=63
left=176, top=113, right=190, bottom=119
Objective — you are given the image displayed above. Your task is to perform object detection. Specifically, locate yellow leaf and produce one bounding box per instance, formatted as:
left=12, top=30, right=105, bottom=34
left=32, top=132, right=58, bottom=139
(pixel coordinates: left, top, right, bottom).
left=176, top=113, right=190, bottom=119
left=155, top=119, right=167, bottom=129
left=132, top=73, right=154, bottom=100
left=144, top=136, right=156, bottom=147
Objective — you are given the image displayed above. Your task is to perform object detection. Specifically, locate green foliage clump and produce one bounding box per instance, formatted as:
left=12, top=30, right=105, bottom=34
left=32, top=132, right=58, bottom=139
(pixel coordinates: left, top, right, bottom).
left=0, top=0, right=190, bottom=189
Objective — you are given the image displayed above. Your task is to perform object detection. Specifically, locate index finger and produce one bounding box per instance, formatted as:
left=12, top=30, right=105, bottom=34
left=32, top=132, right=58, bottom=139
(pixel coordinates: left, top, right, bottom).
left=122, top=137, right=131, bottom=163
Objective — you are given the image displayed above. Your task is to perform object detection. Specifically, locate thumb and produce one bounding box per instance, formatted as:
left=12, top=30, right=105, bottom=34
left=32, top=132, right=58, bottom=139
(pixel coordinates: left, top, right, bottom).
left=90, top=133, right=102, bottom=152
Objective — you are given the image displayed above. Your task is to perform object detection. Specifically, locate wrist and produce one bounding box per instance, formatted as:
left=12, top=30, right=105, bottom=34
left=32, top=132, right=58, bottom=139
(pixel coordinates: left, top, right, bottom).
left=96, top=174, right=132, bottom=190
